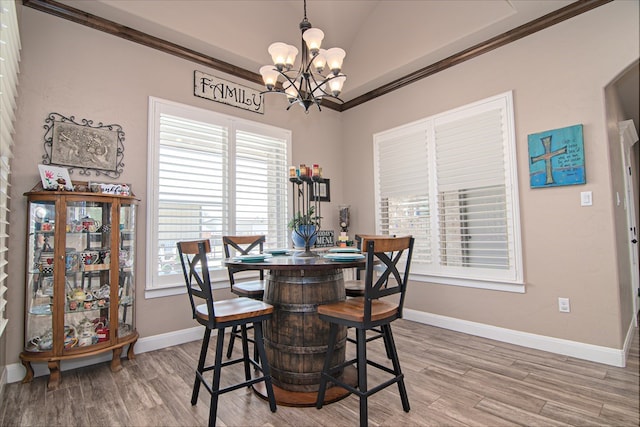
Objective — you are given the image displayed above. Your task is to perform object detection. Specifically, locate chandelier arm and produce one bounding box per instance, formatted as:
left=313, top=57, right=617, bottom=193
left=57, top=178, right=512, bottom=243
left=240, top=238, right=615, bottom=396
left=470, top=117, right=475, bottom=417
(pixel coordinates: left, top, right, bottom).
left=279, top=71, right=305, bottom=98
left=303, top=73, right=344, bottom=102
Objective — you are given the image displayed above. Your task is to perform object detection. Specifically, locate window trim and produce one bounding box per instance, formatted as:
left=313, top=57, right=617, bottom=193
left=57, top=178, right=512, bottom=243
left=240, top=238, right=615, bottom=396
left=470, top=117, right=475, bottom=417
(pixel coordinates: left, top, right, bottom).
left=374, top=91, right=523, bottom=292
left=146, top=96, right=291, bottom=298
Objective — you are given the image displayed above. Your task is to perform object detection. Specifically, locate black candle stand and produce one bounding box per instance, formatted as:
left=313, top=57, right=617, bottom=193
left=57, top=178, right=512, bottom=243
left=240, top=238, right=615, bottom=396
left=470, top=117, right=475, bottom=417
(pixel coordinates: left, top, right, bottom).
left=289, top=176, right=324, bottom=256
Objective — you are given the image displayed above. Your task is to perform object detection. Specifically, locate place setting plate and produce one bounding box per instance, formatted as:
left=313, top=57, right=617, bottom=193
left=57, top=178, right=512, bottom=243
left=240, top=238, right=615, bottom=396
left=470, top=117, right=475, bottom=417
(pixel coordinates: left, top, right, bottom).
left=328, top=247, right=361, bottom=253
left=323, top=253, right=366, bottom=262
left=265, top=248, right=291, bottom=256
left=233, top=254, right=270, bottom=263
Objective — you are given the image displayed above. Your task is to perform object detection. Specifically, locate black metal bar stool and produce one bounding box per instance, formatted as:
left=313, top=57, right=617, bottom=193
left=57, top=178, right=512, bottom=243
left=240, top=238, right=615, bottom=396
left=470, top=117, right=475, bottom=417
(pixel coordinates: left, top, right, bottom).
left=177, top=239, right=276, bottom=427
left=315, top=235, right=415, bottom=427
left=223, top=235, right=266, bottom=359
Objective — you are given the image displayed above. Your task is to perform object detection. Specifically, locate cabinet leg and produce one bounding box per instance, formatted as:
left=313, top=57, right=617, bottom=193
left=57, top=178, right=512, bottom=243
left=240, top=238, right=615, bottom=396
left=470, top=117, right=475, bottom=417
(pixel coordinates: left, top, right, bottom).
left=126, top=340, right=137, bottom=360
left=111, top=347, right=123, bottom=372
left=20, top=360, right=34, bottom=384
left=47, top=360, right=61, bottom=389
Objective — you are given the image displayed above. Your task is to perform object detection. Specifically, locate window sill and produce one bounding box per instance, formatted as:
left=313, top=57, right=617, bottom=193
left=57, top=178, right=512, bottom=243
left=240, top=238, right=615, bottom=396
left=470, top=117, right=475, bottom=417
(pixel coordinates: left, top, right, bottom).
left=145, top=277, right=230, bottom=299
left=410, top=273, right=525, bottom=293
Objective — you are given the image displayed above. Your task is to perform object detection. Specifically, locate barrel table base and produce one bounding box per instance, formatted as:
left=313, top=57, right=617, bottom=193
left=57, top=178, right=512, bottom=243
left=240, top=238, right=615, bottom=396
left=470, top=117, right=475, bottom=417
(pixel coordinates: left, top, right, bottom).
left=253, top=365, right=357, bottom=407
left=261, top=267, right=354, bottom=406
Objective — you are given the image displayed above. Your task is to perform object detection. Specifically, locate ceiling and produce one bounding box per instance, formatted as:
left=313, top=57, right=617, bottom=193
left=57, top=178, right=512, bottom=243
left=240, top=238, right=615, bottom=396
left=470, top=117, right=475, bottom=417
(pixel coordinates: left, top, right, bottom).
left=54, top=0, right=579, bottom=101
left=42, top=1, right=637, bottom=124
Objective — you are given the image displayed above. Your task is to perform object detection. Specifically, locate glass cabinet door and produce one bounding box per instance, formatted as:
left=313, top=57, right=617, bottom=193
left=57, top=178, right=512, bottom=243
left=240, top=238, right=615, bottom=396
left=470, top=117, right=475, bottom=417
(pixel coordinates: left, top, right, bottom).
left=25, top=200, right=57, bottom=352
left=118, top=202, right=135, bottom=338
left=64, top=200, right=113, bottom=350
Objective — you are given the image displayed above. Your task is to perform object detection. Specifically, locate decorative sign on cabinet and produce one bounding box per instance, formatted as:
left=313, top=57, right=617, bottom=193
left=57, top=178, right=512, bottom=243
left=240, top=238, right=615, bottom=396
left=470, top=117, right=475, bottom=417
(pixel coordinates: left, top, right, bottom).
left=21, top=182, right=138, bottom=389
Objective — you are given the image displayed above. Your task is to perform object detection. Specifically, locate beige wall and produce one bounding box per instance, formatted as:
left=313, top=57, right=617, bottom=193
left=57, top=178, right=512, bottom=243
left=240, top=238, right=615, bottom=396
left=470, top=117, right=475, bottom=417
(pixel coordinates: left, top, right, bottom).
left=6, top=6, right=344, bottom=367
left=5, top=1, right=638, bottom=371
left=342, top=0, right=639, bottom=349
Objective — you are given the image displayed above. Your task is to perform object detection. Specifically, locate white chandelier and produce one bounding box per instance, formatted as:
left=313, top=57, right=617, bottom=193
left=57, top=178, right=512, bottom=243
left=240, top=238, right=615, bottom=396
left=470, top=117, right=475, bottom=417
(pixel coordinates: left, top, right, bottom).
left=259, top=0, right=346, bottom=113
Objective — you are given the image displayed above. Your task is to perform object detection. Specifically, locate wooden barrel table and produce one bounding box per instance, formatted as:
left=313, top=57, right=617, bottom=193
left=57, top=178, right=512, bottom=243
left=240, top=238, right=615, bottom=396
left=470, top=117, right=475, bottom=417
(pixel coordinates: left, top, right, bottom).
left=263, top=268, right=347, bottom=392
left=224, top=252, right=365, bottom=407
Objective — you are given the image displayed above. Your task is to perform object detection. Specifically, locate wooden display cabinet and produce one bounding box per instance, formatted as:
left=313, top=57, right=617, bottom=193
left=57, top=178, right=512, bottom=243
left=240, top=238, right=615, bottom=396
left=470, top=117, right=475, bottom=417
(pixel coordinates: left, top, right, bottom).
left=20, top=183, right=138, bottom=388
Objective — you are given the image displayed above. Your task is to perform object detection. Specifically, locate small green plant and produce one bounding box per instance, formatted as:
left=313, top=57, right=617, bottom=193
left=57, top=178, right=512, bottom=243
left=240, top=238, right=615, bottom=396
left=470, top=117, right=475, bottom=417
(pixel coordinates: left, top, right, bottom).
left=287, top=205, right=321, bottom=230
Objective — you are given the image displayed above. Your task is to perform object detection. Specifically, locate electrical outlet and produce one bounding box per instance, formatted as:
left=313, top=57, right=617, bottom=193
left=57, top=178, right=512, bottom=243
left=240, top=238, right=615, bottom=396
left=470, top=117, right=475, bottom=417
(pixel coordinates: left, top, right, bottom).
left=558, top=297, right=570, bottom=313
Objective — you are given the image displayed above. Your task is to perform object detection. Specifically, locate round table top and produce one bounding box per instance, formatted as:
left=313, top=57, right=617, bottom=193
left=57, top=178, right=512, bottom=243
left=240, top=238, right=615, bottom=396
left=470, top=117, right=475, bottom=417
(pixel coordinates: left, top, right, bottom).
left=224, top=250, right=366, bottom=271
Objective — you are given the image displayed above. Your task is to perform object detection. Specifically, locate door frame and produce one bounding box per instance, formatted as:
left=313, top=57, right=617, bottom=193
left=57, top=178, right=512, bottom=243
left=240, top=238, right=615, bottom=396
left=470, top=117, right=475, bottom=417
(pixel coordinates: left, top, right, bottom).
left=620, top=119, right=639, bottom=328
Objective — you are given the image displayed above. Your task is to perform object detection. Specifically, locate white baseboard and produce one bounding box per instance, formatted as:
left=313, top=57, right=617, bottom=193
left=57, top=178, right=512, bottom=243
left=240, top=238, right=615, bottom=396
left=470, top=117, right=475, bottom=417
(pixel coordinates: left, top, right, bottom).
left=404, top=309, right=632, bottom=367
left=5, top=310, right=634, bottom=384
left=5, top=326, right=205, bottom=384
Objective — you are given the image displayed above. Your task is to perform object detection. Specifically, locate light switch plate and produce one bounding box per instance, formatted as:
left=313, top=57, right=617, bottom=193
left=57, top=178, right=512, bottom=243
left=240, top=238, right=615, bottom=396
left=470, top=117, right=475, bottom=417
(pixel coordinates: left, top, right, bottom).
left=580, top=191, right=592, bottom=206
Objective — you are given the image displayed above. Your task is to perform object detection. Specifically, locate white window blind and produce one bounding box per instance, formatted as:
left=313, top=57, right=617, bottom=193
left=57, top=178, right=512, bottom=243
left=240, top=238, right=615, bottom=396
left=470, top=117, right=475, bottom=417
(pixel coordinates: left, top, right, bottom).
left=374, top=92, right=522, bottom=291
left=0, top=0, right=21, bottom=336
left=148, top=98, right=290, bottom=294
left=235, top=128, right=289, bottom=239
left=374, top=123, right=432, bottom=265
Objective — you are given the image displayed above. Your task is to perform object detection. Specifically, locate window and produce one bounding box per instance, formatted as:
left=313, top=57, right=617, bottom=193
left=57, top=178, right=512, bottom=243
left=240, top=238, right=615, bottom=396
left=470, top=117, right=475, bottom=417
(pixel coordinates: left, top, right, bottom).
left=0, top=0, right=21, bottom=336
left=374, top=92, right=522, bottom=292
left=147, top=97, right=290, bottom=296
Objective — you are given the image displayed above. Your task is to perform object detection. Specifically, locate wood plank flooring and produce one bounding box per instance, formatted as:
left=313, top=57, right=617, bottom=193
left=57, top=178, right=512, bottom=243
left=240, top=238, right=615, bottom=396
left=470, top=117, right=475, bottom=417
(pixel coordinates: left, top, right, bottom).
left=1, top=320, right=638, bottom=426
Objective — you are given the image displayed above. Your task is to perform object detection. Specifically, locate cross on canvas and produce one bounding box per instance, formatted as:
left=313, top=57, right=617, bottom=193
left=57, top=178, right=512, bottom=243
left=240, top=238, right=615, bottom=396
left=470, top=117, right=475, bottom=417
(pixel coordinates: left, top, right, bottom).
left=528, top=124, right=585, bottom=188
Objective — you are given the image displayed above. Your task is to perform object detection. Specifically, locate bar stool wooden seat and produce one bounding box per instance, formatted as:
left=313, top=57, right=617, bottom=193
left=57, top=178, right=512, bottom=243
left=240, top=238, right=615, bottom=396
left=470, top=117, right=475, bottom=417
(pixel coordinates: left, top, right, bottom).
left=223, top=235, right=266, bottom=358
left=315, top=236, right=414, bottom=427
left=177, top=240, right=276, bottom=427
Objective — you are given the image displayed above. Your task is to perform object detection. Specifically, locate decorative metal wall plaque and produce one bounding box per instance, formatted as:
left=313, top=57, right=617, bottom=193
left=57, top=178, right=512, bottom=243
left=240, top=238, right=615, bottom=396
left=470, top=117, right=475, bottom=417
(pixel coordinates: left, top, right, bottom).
left=42, top=112, right=125, bottom=178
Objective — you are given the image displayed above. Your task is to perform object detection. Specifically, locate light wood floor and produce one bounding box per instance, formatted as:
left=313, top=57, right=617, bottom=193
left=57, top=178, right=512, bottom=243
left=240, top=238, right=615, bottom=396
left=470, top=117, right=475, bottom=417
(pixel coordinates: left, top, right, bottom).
left=1, top=320, right=638, bottom=426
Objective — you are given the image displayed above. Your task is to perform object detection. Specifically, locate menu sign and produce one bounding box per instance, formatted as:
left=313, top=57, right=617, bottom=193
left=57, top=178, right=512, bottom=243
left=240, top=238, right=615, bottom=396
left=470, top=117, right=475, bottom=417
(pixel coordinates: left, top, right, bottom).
left=315, top=230, right=335, bottom=248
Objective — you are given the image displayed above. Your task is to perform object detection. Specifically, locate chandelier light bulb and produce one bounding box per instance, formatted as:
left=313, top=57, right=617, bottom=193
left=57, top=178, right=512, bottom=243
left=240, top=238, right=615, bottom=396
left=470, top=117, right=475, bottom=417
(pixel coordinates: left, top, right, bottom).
left=324, top=48, right=346, bottom=75
left=302, top=28, right=324, bottom=56
left=312, top=49, right=327, bottom=73
left=259, top=65, right=280, bottom=90
left=268, top=42, right=290, bottom=71
left=328, top=73, right=346, bottom=97
left=285, top=45, right=299, bottom=70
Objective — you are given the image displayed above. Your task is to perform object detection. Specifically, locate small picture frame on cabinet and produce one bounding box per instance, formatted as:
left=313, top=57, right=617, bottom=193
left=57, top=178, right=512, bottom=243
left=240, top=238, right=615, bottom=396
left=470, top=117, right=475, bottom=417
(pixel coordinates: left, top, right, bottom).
left=38, top=164, right=73, bottom=191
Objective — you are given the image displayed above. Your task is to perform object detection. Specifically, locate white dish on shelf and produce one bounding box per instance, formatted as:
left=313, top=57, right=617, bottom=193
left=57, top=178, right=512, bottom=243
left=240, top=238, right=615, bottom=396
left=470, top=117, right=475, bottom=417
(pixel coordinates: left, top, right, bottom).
left=29, top=304, right=52, bottom=315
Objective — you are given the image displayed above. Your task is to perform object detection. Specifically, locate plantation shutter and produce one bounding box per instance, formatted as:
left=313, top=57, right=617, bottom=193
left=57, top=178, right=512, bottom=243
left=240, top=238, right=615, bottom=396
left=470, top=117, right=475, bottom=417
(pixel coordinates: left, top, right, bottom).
left=0, top=0, right=21, bottom=336
left=235, top=128, right=289, bottom=247
left=157, top=113, right=228, bottom=279
left=374, top=92, right=521, bottom=287
left=148, top=98, right=291, bottom=292
left=374, top=124, right=432, bottom=265
left=434, top=108, right=511, bottom=271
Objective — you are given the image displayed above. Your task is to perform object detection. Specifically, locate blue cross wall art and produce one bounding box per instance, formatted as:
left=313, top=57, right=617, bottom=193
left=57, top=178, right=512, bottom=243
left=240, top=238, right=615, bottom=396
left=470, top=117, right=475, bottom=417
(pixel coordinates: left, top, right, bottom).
left=528, top=124, right=585, bottom=188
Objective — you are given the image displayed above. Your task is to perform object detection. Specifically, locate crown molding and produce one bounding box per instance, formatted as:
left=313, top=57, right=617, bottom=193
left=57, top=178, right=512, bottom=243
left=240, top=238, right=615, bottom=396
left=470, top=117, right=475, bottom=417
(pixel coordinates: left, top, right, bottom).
left=23, top=0, right=612, bottom=113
